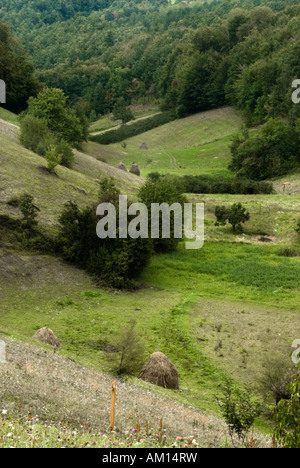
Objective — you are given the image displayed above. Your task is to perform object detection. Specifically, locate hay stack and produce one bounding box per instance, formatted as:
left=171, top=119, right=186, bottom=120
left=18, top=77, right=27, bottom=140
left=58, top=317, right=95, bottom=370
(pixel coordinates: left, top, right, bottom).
left=32, top=327, right=60, bottom=351
left=130, top=163, right=141, bottom=176
left=139, top=142, right=148, bottom=150
left=116, top=162, right=127, bottom=172
left=140, top=352, right=179, bottom=390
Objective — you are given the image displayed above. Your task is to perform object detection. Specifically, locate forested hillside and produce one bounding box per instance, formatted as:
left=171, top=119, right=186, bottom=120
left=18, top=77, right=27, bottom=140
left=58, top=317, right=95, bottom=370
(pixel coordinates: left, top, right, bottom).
left=1, top=0, right=300, bottom=118
left=2, top=0, right=300, bottom=178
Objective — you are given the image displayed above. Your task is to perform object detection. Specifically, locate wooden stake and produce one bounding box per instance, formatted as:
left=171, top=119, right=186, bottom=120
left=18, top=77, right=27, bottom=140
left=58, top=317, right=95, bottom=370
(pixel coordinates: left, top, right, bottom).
left=110, top=382, right=117, bottom=432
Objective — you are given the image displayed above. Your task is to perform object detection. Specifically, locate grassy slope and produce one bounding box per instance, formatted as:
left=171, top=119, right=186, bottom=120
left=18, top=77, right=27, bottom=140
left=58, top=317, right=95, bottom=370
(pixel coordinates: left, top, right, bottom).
left=1, top=107, right=300, bottom=445
left=84, top=107, right=243, bottom=177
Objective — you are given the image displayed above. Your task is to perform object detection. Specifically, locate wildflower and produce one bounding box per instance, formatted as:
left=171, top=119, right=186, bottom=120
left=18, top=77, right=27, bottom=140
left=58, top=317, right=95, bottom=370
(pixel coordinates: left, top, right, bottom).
left=176, top=437, right=182, bottom=441
left=7, top=433, right=13, bottom=438
left=133, top=429, right=138, bottom=433
left=2, top=410, right=7, bottom=415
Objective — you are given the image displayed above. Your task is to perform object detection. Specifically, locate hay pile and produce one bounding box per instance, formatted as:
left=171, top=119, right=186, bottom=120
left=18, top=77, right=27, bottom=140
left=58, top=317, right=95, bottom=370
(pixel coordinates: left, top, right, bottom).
left=116, top=162, right=127, bottom=172
left=130, top=163, right=141, bottom=176
left=139, top=142, right=148, bottom=150
left=32, top=327, right=60, bottom=350
left=140, top=352, right=179, bottom=390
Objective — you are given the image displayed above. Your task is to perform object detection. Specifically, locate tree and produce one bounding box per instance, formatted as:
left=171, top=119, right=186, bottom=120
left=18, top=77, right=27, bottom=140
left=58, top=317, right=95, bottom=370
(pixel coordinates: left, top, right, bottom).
left=26, top=88, right=84, bottom=148
left=215, top=203, right=250, bottom=233
left=18, top=193, right=40, bottom=229
left=112, top=97, right=135, bottom=124
left=57, top=179, right=152, bottom=289
left=216, top=379, right=262, bottom=447
left=138, top=175, right=187, bottom=252
left=0, top=21, right=39, bottom=113
left=45, top=146, right=61, bottom=174
left=115, top=319, right=145, bottom=376
left=20, top=114, right=54, bottom=155
left=229, top=120, right=300, bottom=180
left=273, top=377, right=300, bottom=448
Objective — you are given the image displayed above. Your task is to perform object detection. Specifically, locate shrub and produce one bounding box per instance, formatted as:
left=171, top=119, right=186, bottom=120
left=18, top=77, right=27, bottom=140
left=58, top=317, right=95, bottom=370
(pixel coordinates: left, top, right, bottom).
left=215, top=203, right=250, bottom=233
left=55, top=140, right=74, bottom=168
left=112, top=98, right=135, bottom=124
left=216, top=379, right=262, bottom=447
left=20, top=114, right=53, bottom=155
left=229, top=119, right=300, bottom=180
left=149, top=174, right=274, bottom=195
left=273, top=377, right=300, bottom=448
left=258, top=355, right=300, bottom=404
left=89, top=110, right=177, bottom=145
left=115, top=319, right=145, bottom=376
left=10, top=193, right=40, bottom=230
left=27, top=87, right=85, bottom=148
left=138, top=175, right=187, bottom=253
left=20, top=114, right=75, bottom=168
left=45, top=146, right=61, bottom=174
left=57, top=190, right=152, bottom=289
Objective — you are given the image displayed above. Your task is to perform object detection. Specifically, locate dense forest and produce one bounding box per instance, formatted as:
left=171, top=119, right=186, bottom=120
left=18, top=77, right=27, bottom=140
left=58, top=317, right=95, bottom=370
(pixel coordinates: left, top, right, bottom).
left=2, top=0, right=300, bottom=177
left=1, top=0, right=300, bottom=117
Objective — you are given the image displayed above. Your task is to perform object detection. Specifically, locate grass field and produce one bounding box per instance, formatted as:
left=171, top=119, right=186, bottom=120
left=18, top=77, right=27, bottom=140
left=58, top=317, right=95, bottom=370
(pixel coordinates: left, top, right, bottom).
left=1, top=105, right=300, bottom=446
left=84, top=107, right=243, bottom=177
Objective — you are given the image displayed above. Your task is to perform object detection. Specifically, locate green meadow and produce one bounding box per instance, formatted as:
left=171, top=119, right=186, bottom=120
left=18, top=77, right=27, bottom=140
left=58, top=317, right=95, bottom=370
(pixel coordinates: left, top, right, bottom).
left=84, top=107, right=242, bottom=177
left=1, top=105, right=300, bottom=439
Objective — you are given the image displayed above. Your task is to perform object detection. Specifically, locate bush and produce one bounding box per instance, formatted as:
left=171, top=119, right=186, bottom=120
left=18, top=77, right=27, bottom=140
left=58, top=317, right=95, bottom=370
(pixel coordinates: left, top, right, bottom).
left=273, top=377, right=300, bottom=448
left=216, top=379, right=262, bottom=447
left=215, top=203, right=250, bottom=233
left=20, top=114, right=75, bottom=168
left=27, top=87, right=85, bottom=148
left=20, top=115, right=54, bottom=155
left=229, top=119, right=300, bottom=180
left=90, top=110, right=177, bottom=145
left=55, top=139, right=74, bottom=168
left=149, top=174, right=274, bottom=195
left=57, top=191, right=152, bottom=289
left=9, top=193, right=40, bottom=230
left=138, top=175, right=187, bottom=253
left=45, top=146, right=61, bottom=174
left=115, top=319, right=145, bottom=376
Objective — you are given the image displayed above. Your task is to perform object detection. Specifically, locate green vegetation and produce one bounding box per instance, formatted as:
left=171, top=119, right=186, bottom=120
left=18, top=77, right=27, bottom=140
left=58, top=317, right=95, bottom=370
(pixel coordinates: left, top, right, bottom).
left=57, top=179, right=152, bottom=289
left=0, top=21, right=39, bottom=113
left=273, top=378, right=300, bottom=448
left=1, top=0, right=300, bottom=448
left=216, top=379, right=262, bottom=447
left=90, top=110, right=177, bottom=145
left=215, top=203, right=250, bottom=233
left=230, top=120, right=300, bottom=180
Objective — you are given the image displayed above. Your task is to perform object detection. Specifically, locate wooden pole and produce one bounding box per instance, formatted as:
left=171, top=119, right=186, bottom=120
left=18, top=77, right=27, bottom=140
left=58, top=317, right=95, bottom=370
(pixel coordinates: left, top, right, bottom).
left=110, top=382, right=117, bottom=432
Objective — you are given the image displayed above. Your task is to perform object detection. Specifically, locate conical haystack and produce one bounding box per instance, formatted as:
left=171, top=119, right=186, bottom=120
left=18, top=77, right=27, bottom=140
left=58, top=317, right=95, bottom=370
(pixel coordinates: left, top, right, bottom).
left=116, top=162, right=127, bottom=172
left=139, top=142, right=148, bottom=150
left=32, top=327, right=60, bottom=350
left=140, top=351, right=179, bottom=389
left=130, top=163, right=140, bottom=176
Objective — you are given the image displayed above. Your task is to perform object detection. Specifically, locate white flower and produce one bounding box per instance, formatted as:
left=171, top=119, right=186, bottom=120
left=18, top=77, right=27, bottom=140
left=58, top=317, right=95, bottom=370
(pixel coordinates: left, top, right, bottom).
left=7, top=433, right=13, bottom=438
left=2, top=410, right=7, bottom=415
